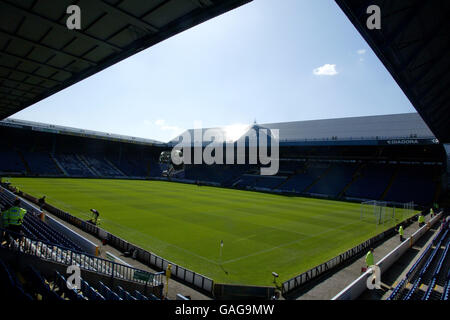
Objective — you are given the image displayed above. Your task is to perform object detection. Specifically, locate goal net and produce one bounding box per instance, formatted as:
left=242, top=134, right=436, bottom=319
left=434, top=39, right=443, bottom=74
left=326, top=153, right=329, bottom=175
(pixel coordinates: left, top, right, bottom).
left=360, top=200, right=393, bottom=225
left=361, top=201, right=415, bottom=225
left=402, top=201, right=415, bottom=220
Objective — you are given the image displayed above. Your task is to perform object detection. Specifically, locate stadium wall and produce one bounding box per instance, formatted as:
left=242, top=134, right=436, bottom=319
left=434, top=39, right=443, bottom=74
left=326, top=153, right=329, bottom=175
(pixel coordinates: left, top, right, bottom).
left=332, top=212, right=443, bottom=300
left=213, top=283, right=275, bottom=300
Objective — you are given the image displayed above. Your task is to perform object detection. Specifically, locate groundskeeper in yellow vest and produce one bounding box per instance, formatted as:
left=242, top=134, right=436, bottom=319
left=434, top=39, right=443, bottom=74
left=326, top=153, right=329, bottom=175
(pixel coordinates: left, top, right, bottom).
left=2, top=206, right=26, bottom=227
left=418, top=215, right=425, bottom=224
left=365, top=249, right=374, bottom=267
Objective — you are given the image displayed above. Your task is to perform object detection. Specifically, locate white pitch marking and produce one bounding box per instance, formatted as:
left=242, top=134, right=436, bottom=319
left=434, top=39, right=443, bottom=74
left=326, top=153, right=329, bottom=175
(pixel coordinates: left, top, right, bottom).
left=221, top=220, right=361, bottom=265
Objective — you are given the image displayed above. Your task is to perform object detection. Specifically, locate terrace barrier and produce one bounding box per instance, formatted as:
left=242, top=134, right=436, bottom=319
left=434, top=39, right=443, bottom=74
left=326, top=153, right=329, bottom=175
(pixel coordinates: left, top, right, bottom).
left=0, top=226, right=163, bottom=288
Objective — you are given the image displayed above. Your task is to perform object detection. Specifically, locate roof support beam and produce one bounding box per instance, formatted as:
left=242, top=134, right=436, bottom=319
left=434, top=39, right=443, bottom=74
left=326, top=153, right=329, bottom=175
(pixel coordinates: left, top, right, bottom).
left=0, top=89, right=32, bottom=101
left=418, top=65, right=450, bottom=102
left=399, top=20, right=447, bottom=72
left=411, top=44, right=450, bottom=87
left=0, top=29, right=96, bottom=68
left=91, top=0, right=159, bottom=33
left=0, top=75, right=50, bottom=90
left=0, top=50, right=72, bottom=76
left=383, top=1, right=429, bottom=47
left=0, top=82, right=42, bottom=95
left=0, top=64, right=62, bottom=84
left=0, top=97, right=22, bottom=107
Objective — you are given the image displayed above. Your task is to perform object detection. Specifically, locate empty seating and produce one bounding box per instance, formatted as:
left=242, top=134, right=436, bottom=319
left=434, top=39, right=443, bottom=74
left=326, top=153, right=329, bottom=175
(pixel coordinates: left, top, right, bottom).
left=279, top=163, right=330, bottom=193
left=0, top=150, right=26, bottom=174
left=54, top=154, right=94, bottom=177
left=388, top=223, right=449, bottom=300
left=384, top=165, right=437, bottom=205
left=308, top=163, right=356, bottom=197
left=81, top=155, right=124, bottom=177
left=345, top=163, right=394, bottom=200
left=235, top=174, right=287, bottom=190
left=0, top=258, right=33, bottom=300
left=117, top=286, right=137, bottom=300
left=0, top=263, right=160, bottom=301
left=21, top=151, right=59, bottom=175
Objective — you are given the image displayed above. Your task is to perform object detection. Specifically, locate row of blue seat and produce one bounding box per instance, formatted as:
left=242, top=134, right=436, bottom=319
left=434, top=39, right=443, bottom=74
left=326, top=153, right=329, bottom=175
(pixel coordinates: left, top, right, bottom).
left=0, top=261, right=161, bottom=301
left=388, top=222, right=449, bottom=300
left=403, top=228, right=449, bottom=300
left=24, top=214, right=83, bottom=252
left=0, top=259, right=33, bottom=300
left=441, top=270, right=450, bottom=300
left=423, top=241, right=450, bottom=300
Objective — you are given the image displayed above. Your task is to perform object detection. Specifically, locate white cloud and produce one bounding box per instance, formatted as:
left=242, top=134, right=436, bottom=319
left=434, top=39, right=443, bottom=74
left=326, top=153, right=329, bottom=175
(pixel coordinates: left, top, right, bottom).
left=313, top=64, right=338, bottom=76
left=357, top=49, right=366, bottom=55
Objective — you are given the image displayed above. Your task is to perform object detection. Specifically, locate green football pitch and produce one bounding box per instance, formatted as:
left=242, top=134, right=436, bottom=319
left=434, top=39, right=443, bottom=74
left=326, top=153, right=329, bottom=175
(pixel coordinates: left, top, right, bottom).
left=9, top=177, right=416, bottom=286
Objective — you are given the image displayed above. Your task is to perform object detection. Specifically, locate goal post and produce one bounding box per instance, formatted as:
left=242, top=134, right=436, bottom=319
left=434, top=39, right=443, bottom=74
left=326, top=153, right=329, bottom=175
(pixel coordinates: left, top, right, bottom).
left=360, top=200, right=391, bottom=225
left=360, top=200, right=415, bottom=225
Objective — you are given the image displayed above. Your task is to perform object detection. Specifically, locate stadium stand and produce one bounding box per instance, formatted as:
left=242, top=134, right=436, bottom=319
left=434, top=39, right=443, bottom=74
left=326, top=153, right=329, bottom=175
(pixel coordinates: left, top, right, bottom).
left=0, top=217, right=163, bottom=301
left=0, top=259, right=162, bottom=301
left=54, top=154, right=95, bottom=177
left=307, top=162, right=357, bottom=197
left=234, top=174, right=287, bottom=190
left=184, top=164, right=250, bottom=185
left=0, top=113, right=445, bottom=207
left=21, top=151, right=60, bottom=176
left=344, top=163, right=395, bottom=200
left=383, top=165, right=438, bottom=205
left=81, top=154, right=125, bottom=177
left=278, top=162, right=331, bottom=193
left=388, top=220, right=450, bottom=300
left=0, top=149, right=26, bottom=174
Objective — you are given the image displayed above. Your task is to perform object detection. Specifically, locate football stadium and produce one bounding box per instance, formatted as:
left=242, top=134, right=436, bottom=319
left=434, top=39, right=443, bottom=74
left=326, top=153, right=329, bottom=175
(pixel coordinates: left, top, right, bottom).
left=0, top=0, right=449, bottom=306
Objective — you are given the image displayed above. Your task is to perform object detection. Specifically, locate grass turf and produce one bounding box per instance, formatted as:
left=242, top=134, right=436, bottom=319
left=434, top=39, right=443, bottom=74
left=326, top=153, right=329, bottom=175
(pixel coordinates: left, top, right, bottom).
left=9, top=177, right=416, bottom=286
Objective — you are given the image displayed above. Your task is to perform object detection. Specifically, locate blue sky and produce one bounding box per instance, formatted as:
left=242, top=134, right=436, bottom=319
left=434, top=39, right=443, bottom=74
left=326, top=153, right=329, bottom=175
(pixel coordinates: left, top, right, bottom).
left=13, top=0, right=416, bottom=143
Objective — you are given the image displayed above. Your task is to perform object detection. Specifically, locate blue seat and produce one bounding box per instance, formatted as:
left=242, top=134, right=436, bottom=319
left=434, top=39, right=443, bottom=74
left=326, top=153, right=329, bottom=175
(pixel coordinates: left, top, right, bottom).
left=54, top=270, right=86, bottom=301
left=117, top=286, right=137, bottom=300
left=81, top=279, right=105, bottom=301
left=133, top=290, right=149, bottom=300
left=25, top=266, right=63, bottom=301
left=98, top=281, right=122, bottom=300
left=0, top=259, right=33, bottom=300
